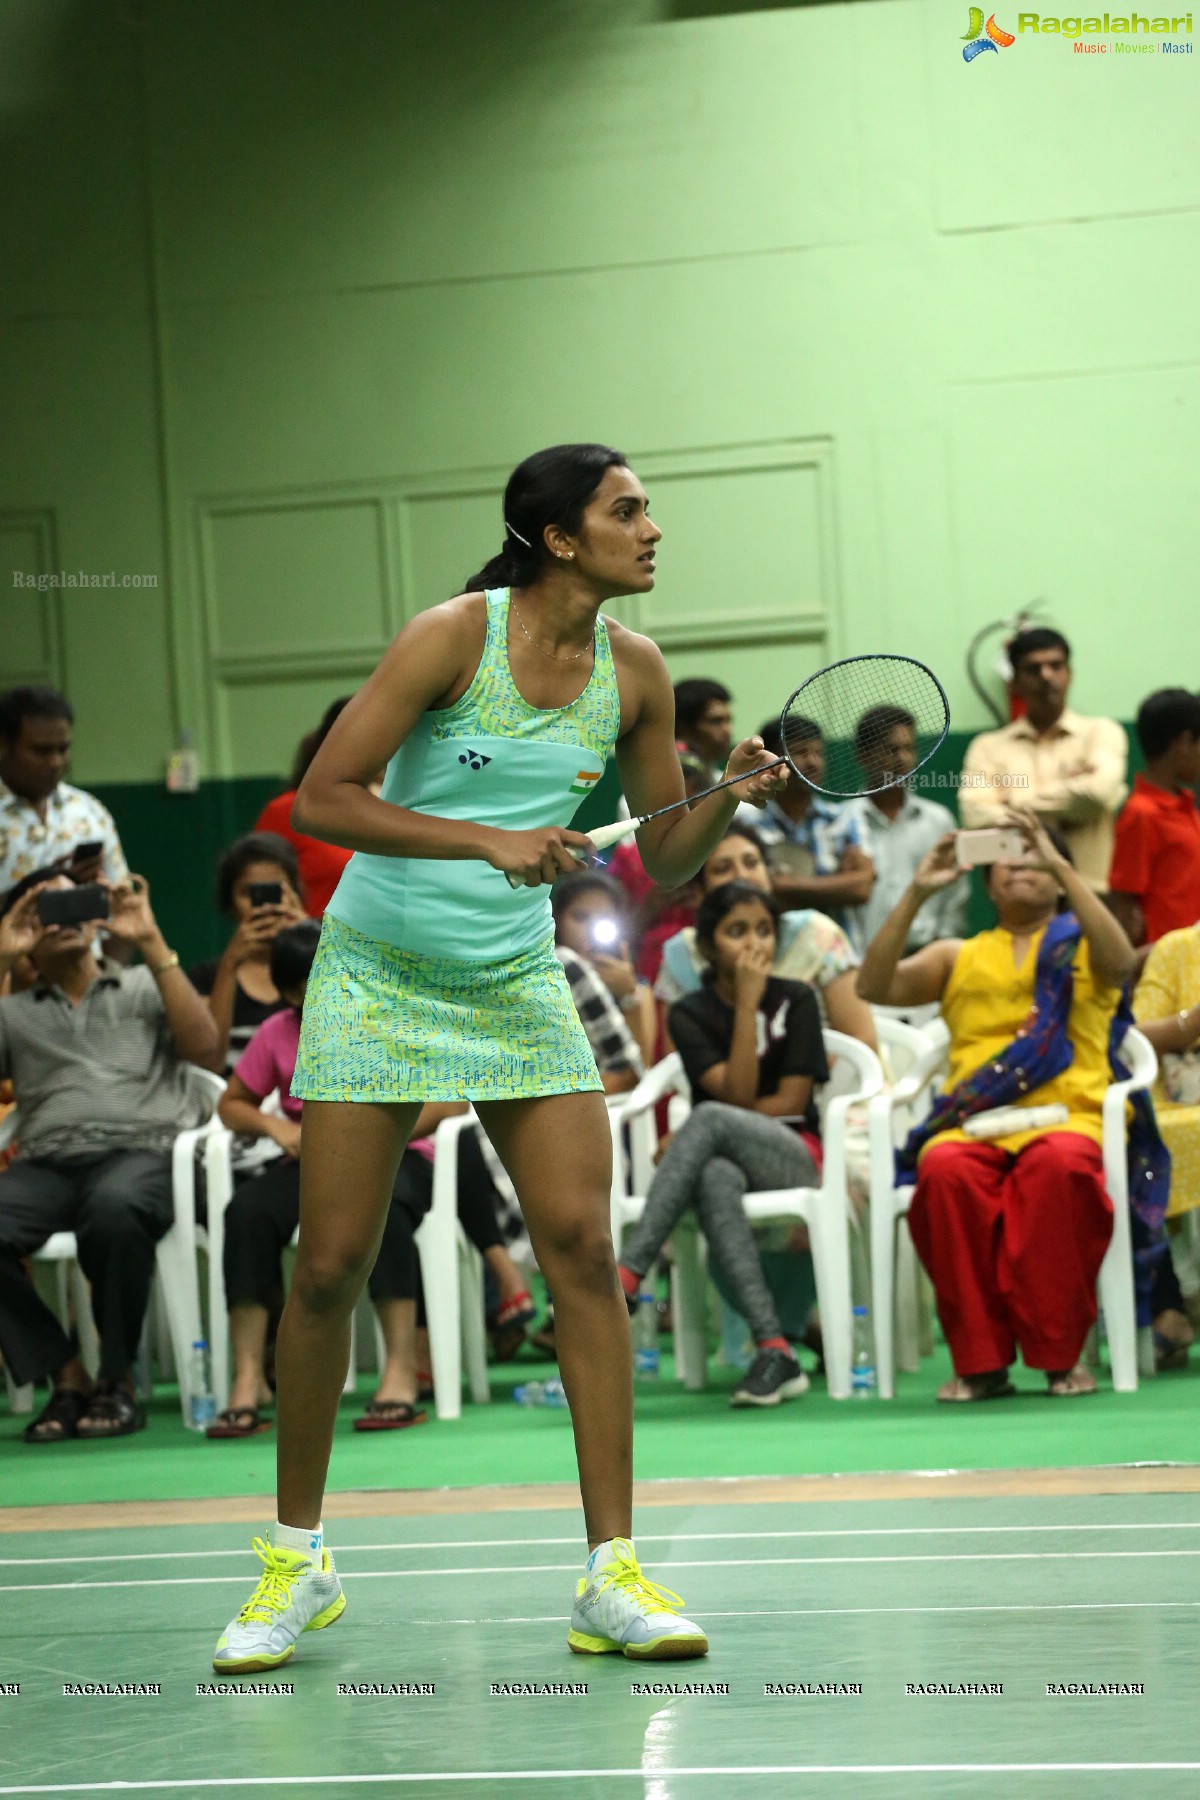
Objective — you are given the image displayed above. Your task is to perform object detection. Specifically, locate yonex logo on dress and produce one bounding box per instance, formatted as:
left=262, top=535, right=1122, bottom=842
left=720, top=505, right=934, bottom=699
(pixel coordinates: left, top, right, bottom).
left=458, top=749, right=493, bottom=771
left=569, top=769, right=601, bottom=797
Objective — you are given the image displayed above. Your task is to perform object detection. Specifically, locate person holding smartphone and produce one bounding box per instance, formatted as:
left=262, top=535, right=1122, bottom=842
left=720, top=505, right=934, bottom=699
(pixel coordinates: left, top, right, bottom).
left=856, top=812, right=1138, bottom=1401
left=0, top=873, right=219, bottom=1441
left=551, top=871, right=656, bottom=1068
left=188, top=833, right=308, bottom=1073
left=0, top=686, right=129, bottom=894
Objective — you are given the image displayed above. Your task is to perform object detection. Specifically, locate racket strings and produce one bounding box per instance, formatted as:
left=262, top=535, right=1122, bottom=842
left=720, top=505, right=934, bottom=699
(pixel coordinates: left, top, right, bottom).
left=779, top=655, right=949, bottom=799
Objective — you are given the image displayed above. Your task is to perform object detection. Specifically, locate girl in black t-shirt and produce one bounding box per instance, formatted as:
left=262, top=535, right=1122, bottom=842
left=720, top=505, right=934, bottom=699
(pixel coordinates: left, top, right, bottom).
left=617, top=881, right=828, bottom=1407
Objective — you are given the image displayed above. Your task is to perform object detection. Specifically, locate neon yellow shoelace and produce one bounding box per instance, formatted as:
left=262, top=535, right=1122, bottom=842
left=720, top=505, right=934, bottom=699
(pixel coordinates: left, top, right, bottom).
left=236, top=1535, right=307, bottom=1626
left=593, top=1542, right=684, bottom=1616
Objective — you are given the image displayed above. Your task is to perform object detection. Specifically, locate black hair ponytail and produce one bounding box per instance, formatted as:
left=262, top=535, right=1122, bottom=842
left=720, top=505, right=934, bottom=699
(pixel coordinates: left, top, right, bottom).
left=461, top=441, right=627, bottom=593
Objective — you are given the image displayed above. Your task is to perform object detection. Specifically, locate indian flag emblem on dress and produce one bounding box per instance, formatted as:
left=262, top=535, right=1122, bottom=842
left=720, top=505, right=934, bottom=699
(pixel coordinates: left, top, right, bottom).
left=569, top=769, right=601, bottom=798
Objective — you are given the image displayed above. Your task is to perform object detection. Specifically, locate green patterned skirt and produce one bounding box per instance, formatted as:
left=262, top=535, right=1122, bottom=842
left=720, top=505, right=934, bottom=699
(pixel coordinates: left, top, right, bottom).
left=291, top=913, right=603, bottom=1104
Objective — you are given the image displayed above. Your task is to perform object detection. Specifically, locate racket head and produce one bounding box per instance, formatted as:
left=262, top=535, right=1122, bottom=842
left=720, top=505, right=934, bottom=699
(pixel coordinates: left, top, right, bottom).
left=778, top=654, right=950, bottom=799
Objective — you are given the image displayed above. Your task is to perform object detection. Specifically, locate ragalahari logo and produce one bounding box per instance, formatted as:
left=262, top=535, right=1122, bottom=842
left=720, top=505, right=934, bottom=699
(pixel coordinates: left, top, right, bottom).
left=962, top=8, right=1017, bottom=56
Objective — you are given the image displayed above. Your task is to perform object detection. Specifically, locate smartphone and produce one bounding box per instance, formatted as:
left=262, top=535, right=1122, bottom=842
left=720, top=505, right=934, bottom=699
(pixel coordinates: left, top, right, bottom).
left=954, top=827, right=1028, bottom=869
left=69, top=838, right=104, bottom=868
left=589, top=917, right=621, bottom=951
left=37, top=884, right=110, bottom=927
left=246, top=881, right=283, bottom=909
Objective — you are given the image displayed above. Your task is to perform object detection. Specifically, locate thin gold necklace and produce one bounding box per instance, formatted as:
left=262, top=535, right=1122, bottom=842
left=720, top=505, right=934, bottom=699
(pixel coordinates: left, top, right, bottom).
left=510, top=597, right=594, bottom=664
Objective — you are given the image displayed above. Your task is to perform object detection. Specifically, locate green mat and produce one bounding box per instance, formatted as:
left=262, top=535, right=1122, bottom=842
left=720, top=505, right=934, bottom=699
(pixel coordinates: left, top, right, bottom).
left=4, top=1345, right=1198, bottom=1512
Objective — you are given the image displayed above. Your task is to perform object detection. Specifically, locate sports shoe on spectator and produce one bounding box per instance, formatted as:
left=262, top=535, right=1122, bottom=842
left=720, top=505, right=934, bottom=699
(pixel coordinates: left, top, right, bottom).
left=730, top=1347, right=810, bottom=1408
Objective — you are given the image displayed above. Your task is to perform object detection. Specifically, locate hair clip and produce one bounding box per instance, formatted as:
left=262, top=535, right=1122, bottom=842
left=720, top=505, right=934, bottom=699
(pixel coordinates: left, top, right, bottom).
left=504, top=518, right=532, bottom=549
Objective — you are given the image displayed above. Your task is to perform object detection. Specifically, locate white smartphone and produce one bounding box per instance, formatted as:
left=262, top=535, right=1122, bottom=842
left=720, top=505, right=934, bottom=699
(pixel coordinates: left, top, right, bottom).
left=954, top=827, right=1027, bottom=869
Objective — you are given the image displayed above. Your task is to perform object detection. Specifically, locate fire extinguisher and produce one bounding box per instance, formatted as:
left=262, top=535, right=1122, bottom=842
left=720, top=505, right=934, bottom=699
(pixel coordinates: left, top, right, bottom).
left=966, top=608, right=1044, bottom=726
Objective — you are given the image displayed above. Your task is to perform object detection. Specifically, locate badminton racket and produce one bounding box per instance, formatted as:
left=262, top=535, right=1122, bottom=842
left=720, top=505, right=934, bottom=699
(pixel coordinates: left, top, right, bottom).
left=505, top=653, right=949, bottom=884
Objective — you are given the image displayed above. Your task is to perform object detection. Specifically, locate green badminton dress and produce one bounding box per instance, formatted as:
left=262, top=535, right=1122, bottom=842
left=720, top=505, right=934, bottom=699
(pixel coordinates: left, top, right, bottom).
left=291, top=589, right=621, bottom=1104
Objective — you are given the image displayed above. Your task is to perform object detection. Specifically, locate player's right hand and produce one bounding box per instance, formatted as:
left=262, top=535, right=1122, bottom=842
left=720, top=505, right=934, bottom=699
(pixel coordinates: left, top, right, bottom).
left=485, top=826, right=596, bottom=888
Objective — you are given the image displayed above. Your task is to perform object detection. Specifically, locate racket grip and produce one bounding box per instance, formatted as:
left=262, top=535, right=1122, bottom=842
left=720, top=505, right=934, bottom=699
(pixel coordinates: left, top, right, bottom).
left=586, top=818, right=641, bottom=852
left=502, top=816, right=642, bottom=888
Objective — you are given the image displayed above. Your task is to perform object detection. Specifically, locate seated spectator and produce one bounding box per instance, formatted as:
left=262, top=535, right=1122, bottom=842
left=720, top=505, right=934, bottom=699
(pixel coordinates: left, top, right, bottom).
left=0, top=874, right=219, bottom=1441
left=189, top=833, right=308, bottom=1073
left=655, top=822, right=877, bottom=1051
left=745, top=717, right=874, bottom=932
left=1132, top=921, right=1200, bottom=1363
left=552, top=872, right=656, bottom=1070
left=856, top=812, right=1137, bottom=1401
left=500, top=887, right=647, bottom=1361
left=0, top=685, right=128, bottom=892
left=842, top=704, right=966, bottom=956
left=606, top=752, right=709, bottom=985
left=1108, top=688, right=1200, bottom=948
left=214, top=921, right=436, bottom=1435
left=616, top=881, right=829, bottom=1407
left=673, top=677, right=734, bottom=781
left=253, top=698, right=355, bottom=918
left=960, top=628, right=1128, bottom=892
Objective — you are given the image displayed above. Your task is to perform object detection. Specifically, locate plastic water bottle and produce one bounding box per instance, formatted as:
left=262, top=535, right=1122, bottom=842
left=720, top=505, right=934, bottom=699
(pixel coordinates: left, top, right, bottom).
left=633, top=1292, right=660, bottom=1380
left=512, top=1377, right=569, bottom=1409
left=188, top=1339, right=217, bottom=1430
left=850, top=1306, right=876, bottom=1399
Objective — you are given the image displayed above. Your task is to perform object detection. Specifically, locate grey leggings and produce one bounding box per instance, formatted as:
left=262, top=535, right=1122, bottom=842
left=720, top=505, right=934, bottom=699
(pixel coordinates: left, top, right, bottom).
left=621, top=1102, right=819, bottom=1344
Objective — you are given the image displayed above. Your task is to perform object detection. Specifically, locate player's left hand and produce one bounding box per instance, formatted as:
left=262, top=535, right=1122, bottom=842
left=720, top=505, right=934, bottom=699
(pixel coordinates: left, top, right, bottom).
left=722, top=737, right=787, bottom=809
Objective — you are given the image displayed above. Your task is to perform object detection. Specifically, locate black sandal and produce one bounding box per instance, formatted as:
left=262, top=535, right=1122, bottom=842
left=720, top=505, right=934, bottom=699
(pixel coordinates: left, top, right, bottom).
left=205, top=1406, right=271, bottom=1439
left=22, top=1386, right=90, bottom=1444
left=75, top=1382, right=146, bottom=1439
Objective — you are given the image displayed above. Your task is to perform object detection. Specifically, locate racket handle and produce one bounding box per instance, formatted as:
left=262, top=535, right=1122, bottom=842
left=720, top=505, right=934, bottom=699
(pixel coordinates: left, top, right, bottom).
left=586, top=817, right=641, bottom=852
left=502, top=815, right=642, bottom=888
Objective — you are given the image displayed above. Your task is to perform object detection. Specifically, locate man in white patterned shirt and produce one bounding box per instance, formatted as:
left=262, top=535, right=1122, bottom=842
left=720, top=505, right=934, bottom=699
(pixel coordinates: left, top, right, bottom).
left=0, top=686, right=128, bottom=893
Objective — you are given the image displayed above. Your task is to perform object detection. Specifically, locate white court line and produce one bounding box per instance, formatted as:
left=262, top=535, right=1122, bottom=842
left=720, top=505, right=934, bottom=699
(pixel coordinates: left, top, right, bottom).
left=5, top=1520, right=1199, bottom=1568
left=3, top=1547, right=1200, bottom=1594
left=401, top=1600, right=1200, bottom=1627
left=2, top=1763, right=1200, bottom=1793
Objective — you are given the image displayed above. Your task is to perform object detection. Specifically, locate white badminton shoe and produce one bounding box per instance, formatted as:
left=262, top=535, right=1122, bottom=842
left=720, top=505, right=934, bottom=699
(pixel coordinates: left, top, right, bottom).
left=567, top=1537, right=709, bottom=1661
left=212, top=1535, right=345, bottom=1674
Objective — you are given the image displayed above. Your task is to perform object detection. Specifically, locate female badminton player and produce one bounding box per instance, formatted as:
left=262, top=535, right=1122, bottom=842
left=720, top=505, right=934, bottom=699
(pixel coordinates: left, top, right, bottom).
left=212, top=442, right=787, bottom=1672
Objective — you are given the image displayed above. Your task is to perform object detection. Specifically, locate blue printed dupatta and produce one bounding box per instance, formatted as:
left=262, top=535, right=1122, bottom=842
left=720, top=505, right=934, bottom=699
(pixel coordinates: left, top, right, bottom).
left=897, top=912, right=1170, bottom=1324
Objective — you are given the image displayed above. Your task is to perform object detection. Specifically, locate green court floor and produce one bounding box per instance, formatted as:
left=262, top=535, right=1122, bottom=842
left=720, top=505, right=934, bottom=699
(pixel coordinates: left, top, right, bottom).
left=1, top=1491, right=1199, bottom=1797
left=4, top=1349, right=1200, bottom=1510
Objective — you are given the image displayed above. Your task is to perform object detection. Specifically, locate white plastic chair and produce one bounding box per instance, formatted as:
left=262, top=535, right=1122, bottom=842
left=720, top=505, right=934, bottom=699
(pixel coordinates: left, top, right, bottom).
left=868, top=1014, right=941, bottom=1375
left=0, top=1066, right=226, bottom=1424
left=607, top=1033, right=884, bottom=1399
left=202, top=1105, right=489, bottom=1421
left=867, top=1023, right=1158, bottom=1397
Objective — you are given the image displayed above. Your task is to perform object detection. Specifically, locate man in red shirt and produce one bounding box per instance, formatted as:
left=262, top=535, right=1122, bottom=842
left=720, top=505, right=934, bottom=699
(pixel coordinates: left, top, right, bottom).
left=1109, top=688, right=1200, bottom=945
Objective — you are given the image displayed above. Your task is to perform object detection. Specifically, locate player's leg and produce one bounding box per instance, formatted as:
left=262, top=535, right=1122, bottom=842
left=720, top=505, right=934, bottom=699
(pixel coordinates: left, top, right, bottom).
left=213, top=1098, right=420, bottom=1673
left=476, top=1090, right=708, bottom=1661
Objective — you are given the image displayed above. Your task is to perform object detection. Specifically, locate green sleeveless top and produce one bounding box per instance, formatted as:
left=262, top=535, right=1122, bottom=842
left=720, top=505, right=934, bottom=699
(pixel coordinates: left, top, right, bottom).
left=328, top=589, right=622, bottom=961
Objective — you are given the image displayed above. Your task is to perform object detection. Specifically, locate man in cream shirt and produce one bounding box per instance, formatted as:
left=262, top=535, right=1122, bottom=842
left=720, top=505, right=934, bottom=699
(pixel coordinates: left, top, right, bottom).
left=959, top=628, right=1128, bottom=891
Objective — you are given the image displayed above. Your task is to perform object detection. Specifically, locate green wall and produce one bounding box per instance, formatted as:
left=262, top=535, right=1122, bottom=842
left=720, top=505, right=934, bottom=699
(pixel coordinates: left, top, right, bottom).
left=0, top=0, right=1194, bottom=953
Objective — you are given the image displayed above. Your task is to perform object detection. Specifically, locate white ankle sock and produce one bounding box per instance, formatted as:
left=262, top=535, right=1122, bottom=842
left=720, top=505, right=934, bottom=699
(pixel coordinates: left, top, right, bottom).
left=586, top=1538, right=618, bottom=1576
left=275, top=1520, right=323, bottom=1563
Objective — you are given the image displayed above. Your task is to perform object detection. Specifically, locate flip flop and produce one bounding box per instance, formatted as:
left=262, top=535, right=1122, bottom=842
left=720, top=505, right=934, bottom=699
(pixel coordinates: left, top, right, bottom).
left=353, top=1400, right=428, bottom=1433
left=205, top=1406, right=272, bottom=1439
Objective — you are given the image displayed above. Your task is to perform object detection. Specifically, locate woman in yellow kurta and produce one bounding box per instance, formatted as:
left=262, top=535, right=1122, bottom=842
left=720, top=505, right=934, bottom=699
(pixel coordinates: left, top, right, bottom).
left=857, top=812, right=1137, bottom=1401
left=1132, top=923, right=1200, bottom=1363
